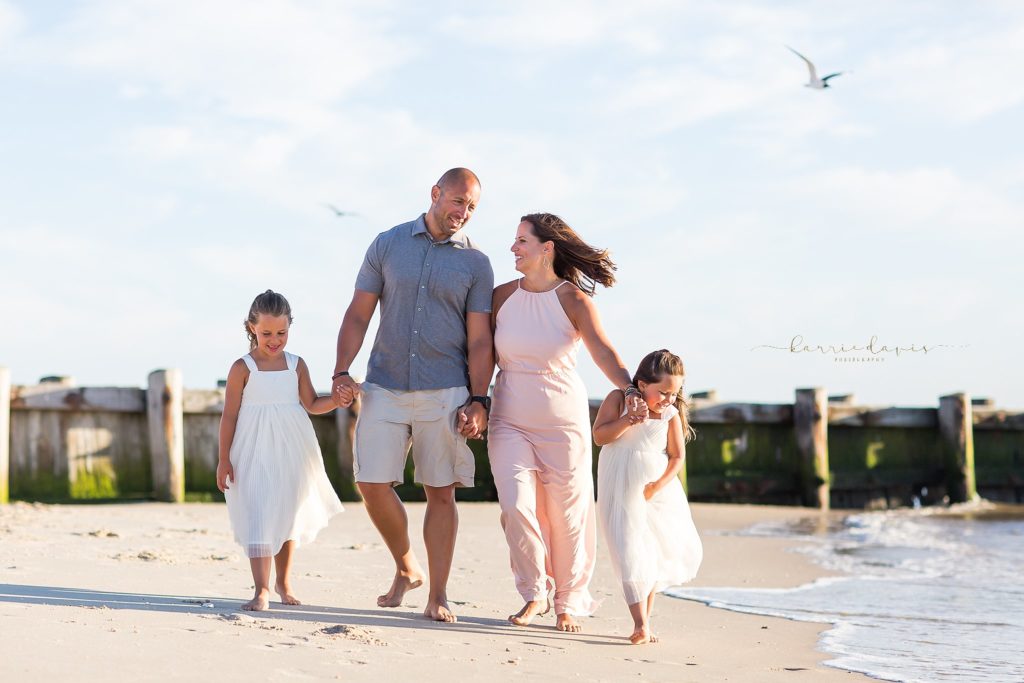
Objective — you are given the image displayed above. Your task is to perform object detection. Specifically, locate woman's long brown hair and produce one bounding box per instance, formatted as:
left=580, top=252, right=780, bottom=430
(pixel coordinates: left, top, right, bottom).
left=521, top=212, right=616, bottom=297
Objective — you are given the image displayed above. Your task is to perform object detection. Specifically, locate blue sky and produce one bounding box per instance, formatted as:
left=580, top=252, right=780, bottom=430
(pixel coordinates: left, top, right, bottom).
left=3, top=1, right=1022, bottom=407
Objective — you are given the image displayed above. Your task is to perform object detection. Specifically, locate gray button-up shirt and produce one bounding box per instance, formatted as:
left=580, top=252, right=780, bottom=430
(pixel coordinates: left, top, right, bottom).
left=355, top=214, right=494, bottom=391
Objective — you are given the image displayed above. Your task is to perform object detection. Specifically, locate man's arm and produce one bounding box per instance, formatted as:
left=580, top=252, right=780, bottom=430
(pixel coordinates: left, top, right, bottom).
left=332, top=289, right=379, bottom=406
left=460, top=310, right=494, bottom=438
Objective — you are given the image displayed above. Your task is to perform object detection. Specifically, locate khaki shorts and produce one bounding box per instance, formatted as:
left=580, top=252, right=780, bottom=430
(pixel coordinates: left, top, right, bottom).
left=353, top=382, right=474, bottom=488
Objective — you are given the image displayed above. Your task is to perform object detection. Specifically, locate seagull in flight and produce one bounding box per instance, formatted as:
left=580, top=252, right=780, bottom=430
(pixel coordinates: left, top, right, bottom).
left=323, top=203, right=361, bottom=218
left=786, top=46, right=845, bottom=89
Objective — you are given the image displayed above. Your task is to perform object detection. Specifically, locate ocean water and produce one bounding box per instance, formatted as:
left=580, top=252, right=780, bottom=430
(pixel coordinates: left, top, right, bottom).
left=665, top=503, right=1024, bottom=683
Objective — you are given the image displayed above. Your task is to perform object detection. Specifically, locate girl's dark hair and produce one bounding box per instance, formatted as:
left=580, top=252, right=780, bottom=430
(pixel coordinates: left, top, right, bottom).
left=520, top=213, right=616, bottom=296
left=244, top=290, right=293, bottom=349
left=632, top=349, right=695, bottom=442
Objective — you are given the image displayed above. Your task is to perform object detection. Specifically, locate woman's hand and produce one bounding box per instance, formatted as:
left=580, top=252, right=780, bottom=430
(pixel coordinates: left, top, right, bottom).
left=643, top=481, right=658, bottom=500
left=216, top=460, right=234, bottom=492
left=626, top=395, right=648, bottom=425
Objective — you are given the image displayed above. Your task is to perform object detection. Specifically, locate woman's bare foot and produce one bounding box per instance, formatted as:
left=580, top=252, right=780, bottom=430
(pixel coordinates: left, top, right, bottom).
left=424, top=598, right=457, bottom=623
left=241, top=589, right=270, bottom=611
left=555, top=613, right=582, bottom=633
left=377, top=570, right=425, bottom=608
left=275, top=582, right=301, bottom=606
left=508, top=599, right=551, bottom=626
left=629, top=624, right=652, bottom=644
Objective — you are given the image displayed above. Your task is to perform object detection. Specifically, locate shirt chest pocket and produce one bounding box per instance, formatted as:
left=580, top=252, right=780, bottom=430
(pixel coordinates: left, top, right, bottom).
left=428, top=266, right=473, bottom=306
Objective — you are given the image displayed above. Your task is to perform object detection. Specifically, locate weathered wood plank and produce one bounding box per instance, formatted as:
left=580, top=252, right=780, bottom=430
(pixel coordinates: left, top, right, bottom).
left=10, top=386, right=145, bottom=413
left=183, top=389, right=225, bottom=414
left=690, top=402, right=793, bottom=424
left=972, top=408, right=1024, bottom=431
left=828, top=406, right=937, bottom=428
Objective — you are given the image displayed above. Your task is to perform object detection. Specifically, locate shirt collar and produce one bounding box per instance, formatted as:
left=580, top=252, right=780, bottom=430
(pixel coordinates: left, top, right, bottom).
left=412, top=213, right=469, bottom=248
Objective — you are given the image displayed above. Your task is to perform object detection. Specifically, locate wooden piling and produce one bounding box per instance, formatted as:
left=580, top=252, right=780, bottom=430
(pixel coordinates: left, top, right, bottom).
left=147, top=369, right=185, bottom=502
left=794, top=387, right=830, bottom=509
left=939, top=392, right=976, bottom=503
left=0, top=367, right=10, bottom=504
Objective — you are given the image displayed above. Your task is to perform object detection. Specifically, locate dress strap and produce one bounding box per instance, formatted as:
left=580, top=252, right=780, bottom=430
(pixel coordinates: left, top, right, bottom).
left=554, top=280, right=571, bottom=291
left=285, top=352, right=298, bottom=371
left=240, top=355, right=257, bottom=372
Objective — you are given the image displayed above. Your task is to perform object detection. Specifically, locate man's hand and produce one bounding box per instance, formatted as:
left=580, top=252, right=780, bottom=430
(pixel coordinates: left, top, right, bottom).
left=458, top=401, right=488, bottom=439
left=332, top=375, right=361, bottom=408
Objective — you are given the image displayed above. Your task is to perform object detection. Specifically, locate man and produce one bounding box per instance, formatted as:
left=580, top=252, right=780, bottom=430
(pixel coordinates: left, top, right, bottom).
left=332, top=168, right=494, bottom=622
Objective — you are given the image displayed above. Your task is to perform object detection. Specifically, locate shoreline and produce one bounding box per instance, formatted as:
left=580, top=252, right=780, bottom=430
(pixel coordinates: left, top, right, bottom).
left=0, top=501, right=870, bottom=682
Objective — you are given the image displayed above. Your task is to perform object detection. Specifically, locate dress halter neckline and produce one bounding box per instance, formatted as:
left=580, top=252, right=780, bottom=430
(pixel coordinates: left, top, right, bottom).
left=518, top=277, right=568, bottom=294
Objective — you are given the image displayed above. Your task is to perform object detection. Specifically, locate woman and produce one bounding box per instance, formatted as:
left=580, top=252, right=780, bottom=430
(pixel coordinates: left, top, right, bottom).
left=488, top=212, right=645, bottom=632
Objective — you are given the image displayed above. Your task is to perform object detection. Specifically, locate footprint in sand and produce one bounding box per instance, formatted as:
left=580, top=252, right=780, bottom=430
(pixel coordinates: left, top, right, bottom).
left=316, top=625, right=387, bottom=647
left=210, top=613, right=284, bottom=631
left=87, top=529, right=120, bottom=538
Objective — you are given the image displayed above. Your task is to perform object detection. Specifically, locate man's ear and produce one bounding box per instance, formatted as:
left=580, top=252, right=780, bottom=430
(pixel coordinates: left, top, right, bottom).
left=430, top=184, right=441, bottom=204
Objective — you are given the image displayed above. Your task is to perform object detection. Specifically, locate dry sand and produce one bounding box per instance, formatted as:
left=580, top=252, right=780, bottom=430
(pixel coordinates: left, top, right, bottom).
left=0, top=501, right=869, bottom=682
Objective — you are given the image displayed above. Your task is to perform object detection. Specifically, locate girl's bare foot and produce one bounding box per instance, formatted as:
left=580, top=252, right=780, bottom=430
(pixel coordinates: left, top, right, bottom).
left=555, top=613, right=582, bottom=633
left=424, top=598, right=457, bottom=623
left=378, top=570, right=425, bottom=608
left=241, top=589, right=270, bottom=611
left=629, top=624, right=652, bottom=644
left=275, top=582, right=301, bottom=606
left=508, top=598, right=551, bottom=626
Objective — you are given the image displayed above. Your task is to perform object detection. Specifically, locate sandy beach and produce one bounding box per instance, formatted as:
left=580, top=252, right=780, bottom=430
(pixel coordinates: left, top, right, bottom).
left=0, top=501, right=869, bottom=682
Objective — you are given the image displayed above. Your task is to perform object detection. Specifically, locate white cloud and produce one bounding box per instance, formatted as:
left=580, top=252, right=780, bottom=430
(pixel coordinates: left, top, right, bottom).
left=54, top=0, right=410, bottom=118
left=0, top=1, right=22, bottom=44
left=786, top=166, right=1023, bottom=237
left=861, top=21, right=1024, bottom=122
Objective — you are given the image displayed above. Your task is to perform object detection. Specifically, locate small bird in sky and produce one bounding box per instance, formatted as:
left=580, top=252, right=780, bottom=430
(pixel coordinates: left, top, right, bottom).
left=786, top=46, right=845, bottom=89
left=323, top=203, right=361, bottom=218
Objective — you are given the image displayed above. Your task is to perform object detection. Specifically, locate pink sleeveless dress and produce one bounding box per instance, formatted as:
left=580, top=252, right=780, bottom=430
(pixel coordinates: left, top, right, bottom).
left=488, top=280, right=597, bottom=617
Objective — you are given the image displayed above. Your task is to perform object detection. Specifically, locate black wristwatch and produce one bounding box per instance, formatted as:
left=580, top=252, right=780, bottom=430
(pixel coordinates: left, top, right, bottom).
left=470, top=395, right=492, bottom=411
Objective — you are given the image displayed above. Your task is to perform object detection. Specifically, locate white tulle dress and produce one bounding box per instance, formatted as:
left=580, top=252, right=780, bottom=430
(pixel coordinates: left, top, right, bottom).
left=596, top=404, right=702, bottom=605
left=225, top=352, right=343, bottom=558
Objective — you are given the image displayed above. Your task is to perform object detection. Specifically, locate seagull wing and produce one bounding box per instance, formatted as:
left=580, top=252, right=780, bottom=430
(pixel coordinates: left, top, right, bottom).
left=821, top=72, right=844, bottom=83
left=786, top=45, right=818, bottom=81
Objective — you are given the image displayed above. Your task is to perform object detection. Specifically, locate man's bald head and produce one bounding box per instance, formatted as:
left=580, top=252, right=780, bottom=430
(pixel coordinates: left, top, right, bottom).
left=436, top=167, right=481, bottom=192
left=426, top=168, right=482, bottom=240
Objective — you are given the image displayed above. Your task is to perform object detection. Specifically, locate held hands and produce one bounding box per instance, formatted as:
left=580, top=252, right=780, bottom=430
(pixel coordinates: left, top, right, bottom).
left=457, top=401, right=488, bottom=440
left=216, top=460, right=234, bottom=493
left=332, top=375, right=361, bottom=408
left=626, top=395, right=649, bottom=425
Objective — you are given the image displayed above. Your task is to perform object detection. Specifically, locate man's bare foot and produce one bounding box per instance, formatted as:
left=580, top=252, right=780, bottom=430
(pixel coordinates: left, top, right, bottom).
left=377, top=570, right=425, bottom=608
left=241, top=589, right=270, bottom=611
left=629, top=624, right=652, bottom=644
left=555, top=613, right=582, bottom=633
left=424, top=599, right=457, bottom=623
left=275, top=582, right=301, bottom=606
left=508, top=599, right=551, bottom=626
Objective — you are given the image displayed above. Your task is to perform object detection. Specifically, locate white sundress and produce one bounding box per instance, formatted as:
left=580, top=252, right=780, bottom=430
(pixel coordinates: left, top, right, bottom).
left=225, top=351, right=343, bottom=558
left=596, top=404, right=703, bottom=605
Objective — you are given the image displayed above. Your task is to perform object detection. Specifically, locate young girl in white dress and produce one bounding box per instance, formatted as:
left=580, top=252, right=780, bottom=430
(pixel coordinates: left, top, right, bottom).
left=593, top=349, right=702, bottom=644
left=217, top=290, right=344, bottom=611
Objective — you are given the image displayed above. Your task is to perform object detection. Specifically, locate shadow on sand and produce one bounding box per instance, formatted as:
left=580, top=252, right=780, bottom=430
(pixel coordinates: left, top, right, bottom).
left=0, top=583, right=623, bottom=646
